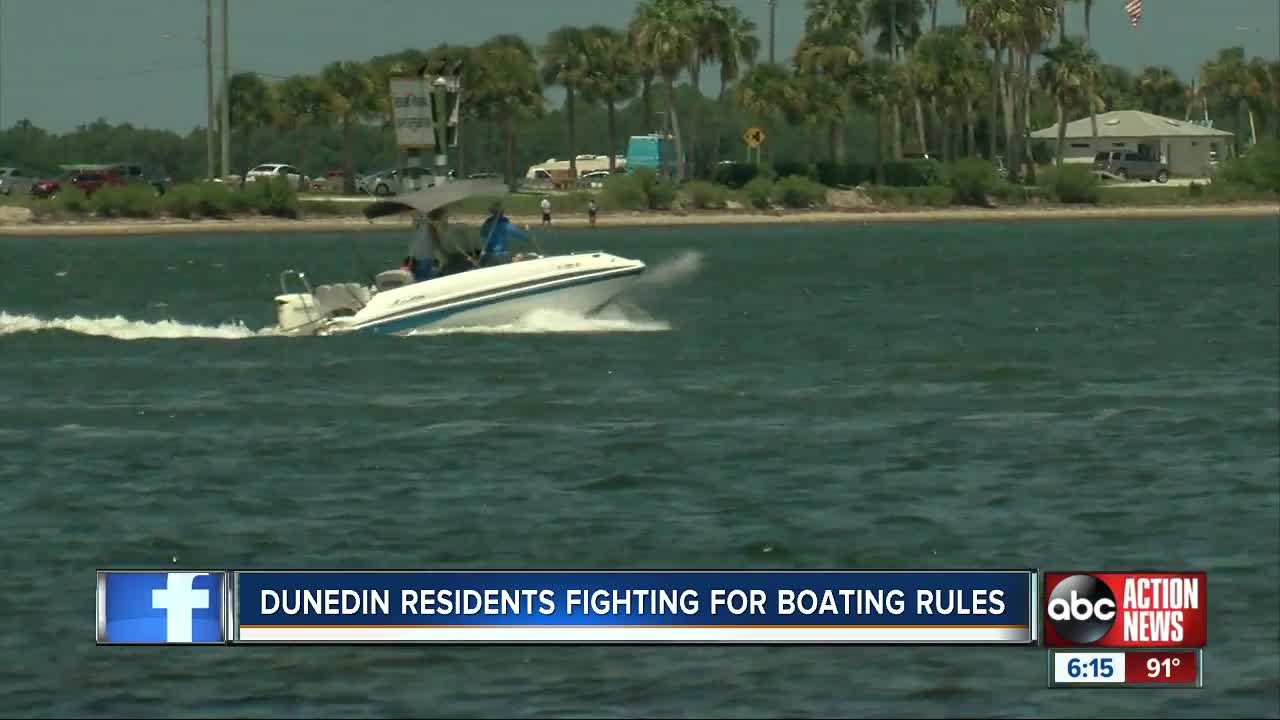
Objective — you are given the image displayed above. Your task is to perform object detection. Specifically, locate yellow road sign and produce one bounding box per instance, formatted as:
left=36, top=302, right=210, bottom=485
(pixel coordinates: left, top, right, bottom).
left=743, top=127, right=766, bottom=148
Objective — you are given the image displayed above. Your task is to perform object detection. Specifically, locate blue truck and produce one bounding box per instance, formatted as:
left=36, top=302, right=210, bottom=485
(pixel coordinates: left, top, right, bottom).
left=624, top=133, right=679, bottom=180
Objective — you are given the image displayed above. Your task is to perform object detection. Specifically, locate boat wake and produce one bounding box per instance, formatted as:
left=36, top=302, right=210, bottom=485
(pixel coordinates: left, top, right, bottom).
left=634, top=250, right=704, bottom=288
left=409, top=305, right=670, bottom=336
left=0, top=311, right=263, bottom=340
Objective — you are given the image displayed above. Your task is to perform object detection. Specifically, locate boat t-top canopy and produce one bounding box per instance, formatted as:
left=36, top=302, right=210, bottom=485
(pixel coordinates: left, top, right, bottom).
left=363, top=178, right=510, bottom=219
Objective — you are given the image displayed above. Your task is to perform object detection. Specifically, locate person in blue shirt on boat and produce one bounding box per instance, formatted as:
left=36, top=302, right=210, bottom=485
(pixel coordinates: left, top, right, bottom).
left=479, top=203, right=532, bottom=267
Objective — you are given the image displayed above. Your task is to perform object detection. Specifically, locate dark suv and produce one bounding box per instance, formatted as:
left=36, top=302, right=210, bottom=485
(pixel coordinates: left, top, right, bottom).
left=107, top=162, right=170, bottom=195
left=1094, top=151, right=1169, bottom=183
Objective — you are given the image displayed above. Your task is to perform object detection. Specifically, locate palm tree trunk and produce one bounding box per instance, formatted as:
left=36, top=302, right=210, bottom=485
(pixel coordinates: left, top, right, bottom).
left=665, top=77, right=685, bottom=182
left=931, top=0, right=938, bottom=31
left=1022, top=49, right=1036, bottom=184
left=836, top=119, right=847, bottom=163
left=988, top=42, right=1001, bottom=162
left=642, top=75, right=654, bottom=127
left=1055, top=97, right=1066, bottom=166
left=1086, top=1, right=1098, bottom=146
left=914, top=97, right=928, bottom=154
left=567, top=85, right=578, bottom=182
left=342, top=113, right=355, bottom=194
left=875, top=110, right=885, bottom=184
left=1002, top=48, right=1016, bottom=177
left=930, top=97, right=941, bottom=158
left=457, top=116, right=467, bottom=177
left=689, top=62, right=701, bottom=179
left=1058, top=0, right=1066, bottom=44
left=828, top=121, right=839, bottom=163
left=962, top=101, right=972, bottom=155
left=504, top=120, right=515, bottom=190
left=607, top=99, right=618, bottom=173
left=892, top=105, right=903, bottom=159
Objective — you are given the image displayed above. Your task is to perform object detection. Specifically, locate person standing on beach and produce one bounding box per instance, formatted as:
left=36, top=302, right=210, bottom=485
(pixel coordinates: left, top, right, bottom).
left=541, top=196, right=552, bottom=226
left=587, top=198, right=598, bottom=228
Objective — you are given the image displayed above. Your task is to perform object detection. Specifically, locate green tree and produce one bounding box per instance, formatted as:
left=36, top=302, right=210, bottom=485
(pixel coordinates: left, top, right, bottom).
left=630, top=0, right=698, bottom=181
left=1038, top=37, right=1100, bottom=166
left=581, top=26, right=640, bottom=173
left=273, top=74, right=333, bottom=189
left=1135, top=66, right=1185, bottom=119
left=541, top=27, right=592, bottom=181
left=320, top=61, right=381, bottom=194
left=472, top=35, right=545, bottom=188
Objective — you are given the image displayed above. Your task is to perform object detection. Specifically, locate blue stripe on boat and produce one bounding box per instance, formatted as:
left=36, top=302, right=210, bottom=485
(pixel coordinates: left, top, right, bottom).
left=348, top=266, right=645, bottom=336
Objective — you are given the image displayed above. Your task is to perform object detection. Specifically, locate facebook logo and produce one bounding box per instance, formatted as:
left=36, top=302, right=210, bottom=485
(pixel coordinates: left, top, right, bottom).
left=97, top=571, right=225, bottom=644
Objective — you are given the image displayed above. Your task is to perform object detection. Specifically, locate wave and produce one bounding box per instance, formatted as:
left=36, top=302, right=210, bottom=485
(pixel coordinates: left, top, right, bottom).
left=0, top=311, right=261, bottom=340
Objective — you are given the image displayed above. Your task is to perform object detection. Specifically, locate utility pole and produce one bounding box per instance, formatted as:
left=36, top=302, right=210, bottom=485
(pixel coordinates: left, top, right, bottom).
left=767, top=0, right=776, bottom=63
left=220, top=0, right=230, bottom=179
left=205, top=0, right=216, bottom=178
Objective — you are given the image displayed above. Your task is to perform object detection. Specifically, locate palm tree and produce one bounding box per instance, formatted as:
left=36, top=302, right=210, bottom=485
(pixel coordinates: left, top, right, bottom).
left=1009, top=0, right=1056, bottom=183
left=320, top=61, right=380, bottom=194
left=804, top=0, right=863, bottom=35
left=1201, top=47, right=1253, bottom=149
left=735, top=62, right=796, bottom=164
left=630, top=0, right=698, bottom=182
left=913, top=25, right=985, bottom=159
left=1135, top=66, right=1186, bottom=118
left=1037, top=37, right=1099, bottom=166
left=273, top=74, right=332, bottom=190
left=472, top=35, right=545, bottom=189
left=541, top=27, right=591, bottom=183
left=714, top=5, right=761, bottom=100
left=799, top=0, right=860, bottom=162
left=867, top=0, right=926, bottom=158
left=581, top=26, right=639, bottom=173
left=961, top=0, right=1015, bottom=164
left=227, top=72, right=274, bottom=137
left=795, top=25, right=861, bottom=163
left=709, top=5, right=760, bottom=168
left=850, top=58, right=894, bottom=182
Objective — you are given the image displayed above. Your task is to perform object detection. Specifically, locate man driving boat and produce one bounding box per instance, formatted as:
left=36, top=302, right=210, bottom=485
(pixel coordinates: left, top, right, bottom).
left=479, top=202, right=533, bottom=267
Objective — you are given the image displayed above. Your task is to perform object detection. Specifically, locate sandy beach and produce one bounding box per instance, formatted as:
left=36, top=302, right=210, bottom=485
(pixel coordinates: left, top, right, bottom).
left=0, top=203, right=1274, bottom=236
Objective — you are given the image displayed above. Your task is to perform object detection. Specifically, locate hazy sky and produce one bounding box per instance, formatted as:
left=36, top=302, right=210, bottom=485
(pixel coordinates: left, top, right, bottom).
left=1, top=0, right=1276, bottom=133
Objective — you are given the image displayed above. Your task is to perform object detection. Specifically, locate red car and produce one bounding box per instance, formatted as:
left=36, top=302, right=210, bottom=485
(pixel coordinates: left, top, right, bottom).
left=31, top=170, right=126, bottom=199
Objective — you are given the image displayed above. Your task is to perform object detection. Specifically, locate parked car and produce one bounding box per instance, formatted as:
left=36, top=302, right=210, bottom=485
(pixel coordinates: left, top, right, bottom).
left=104, top=161, right=171, bottom=195
left=245, top=163, right=307, bottom=188
left=0, top=167, right=35, bottom=196
left=1094, top=151, right=1169, bottom=183
left=31, top=170, right=126, bottom=199
left=362, top=166, right=434, bottom=196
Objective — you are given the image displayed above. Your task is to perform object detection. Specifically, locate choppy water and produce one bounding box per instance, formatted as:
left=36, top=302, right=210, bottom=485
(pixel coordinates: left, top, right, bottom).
left=1, top=217, right=1277, bottom=718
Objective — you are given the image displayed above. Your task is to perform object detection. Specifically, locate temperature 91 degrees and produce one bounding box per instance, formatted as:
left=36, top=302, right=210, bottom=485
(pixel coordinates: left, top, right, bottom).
left=1127, top=651, right=1199, bottom=685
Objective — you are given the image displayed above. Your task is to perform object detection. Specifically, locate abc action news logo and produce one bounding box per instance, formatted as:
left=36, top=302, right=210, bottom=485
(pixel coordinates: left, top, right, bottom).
left=1043, top=572, right=1206, bottom=648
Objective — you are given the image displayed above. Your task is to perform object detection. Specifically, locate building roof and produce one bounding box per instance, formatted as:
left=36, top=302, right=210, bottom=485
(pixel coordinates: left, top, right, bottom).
left=1031, top=110, right=1234, bottom=140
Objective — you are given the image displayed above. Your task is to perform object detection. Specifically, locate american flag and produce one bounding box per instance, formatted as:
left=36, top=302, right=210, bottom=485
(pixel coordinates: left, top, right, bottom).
left=1125, top=0, right=1143, bottom=28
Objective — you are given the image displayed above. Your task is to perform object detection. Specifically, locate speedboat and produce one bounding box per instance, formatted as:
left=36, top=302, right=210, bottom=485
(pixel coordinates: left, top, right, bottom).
left=273, top=179, right=646, bottom=336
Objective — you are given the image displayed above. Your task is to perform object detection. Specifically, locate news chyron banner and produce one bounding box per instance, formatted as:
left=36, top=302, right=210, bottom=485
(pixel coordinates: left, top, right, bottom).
left=97, top=570, right=1037, bottom=645
left=1043, top=572, right=1207, bottom=689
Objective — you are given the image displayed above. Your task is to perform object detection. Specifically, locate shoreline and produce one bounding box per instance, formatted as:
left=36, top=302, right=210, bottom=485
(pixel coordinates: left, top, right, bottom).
left=0, top=203, right=1275, bottom=237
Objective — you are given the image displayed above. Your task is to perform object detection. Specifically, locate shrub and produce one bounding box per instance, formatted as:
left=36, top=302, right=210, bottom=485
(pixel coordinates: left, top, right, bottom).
left=883, top=159, right=946, bottom=187
left=817, top=162, right=872, bottom=187
left=771, top=175, right=828, bottom=208
left=90, top=184, right=159, bottom=218
left=602, top=174, right=647, bottom=210
left=773, top=161, right=813, bottom=180
left=948, top=159, right=999, bottom=206
left=743, top=177, right=774, bottom=209
left=711, top=162, right=759, bottom=189
left=1039, top=165, right=1100, bottom=204
left=53, top=187, right=91, bottom=215
left=198, top=182, right=235, bottom=217
left=683, top=180, right=727, bottom=209
left=1218, top=140, right=1280, bottom=193
left=905, top=185, right=955, bottom=207
left=632, top=168, right=676, bottom=210
left=1188, top=181, right=1203, bottom=197
left=244, top=176, right=299, bottom=218
left=162, top=185, right=201, bottom=218
left=865, top=186, right=906, bottom=207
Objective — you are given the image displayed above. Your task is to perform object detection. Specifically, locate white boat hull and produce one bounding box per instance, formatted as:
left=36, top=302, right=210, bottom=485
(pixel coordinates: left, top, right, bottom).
left=276, top=252, right=645, bottom=337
